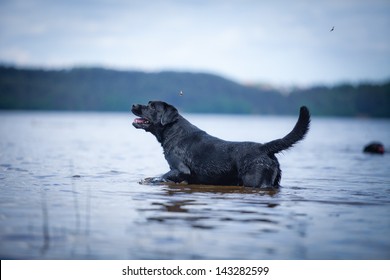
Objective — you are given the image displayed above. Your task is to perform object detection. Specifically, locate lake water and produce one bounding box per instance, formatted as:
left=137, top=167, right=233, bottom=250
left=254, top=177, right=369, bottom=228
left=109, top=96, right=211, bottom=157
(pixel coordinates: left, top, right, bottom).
left=0, top=111, right=389, bottom=260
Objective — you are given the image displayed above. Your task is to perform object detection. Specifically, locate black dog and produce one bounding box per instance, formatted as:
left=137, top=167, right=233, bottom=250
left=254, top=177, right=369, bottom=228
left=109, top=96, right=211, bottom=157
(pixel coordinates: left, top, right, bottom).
left=132, top=101, right=310, bottom=188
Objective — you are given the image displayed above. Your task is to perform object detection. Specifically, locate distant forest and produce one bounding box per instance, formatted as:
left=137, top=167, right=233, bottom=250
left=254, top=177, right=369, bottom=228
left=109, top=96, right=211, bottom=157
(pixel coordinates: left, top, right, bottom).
left=0, top=65, right=389, bottom=117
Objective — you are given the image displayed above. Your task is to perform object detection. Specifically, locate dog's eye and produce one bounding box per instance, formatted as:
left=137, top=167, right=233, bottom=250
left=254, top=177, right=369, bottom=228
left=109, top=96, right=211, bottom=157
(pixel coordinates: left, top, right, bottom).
left=149, top=103, right=156, bottom=110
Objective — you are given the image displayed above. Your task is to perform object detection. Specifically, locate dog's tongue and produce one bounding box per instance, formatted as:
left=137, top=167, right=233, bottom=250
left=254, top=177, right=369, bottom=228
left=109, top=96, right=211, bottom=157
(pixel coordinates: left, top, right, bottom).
left=133, top=118, right=148, bottom=124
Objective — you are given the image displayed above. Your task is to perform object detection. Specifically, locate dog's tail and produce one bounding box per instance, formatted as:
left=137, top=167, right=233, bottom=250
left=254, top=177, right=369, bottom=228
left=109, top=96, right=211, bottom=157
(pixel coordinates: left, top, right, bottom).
left=261, top=106, right=310, bottom=155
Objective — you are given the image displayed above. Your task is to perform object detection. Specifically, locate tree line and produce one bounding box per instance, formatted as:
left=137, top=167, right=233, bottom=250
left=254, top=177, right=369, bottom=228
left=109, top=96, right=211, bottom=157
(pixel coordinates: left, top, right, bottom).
left=0, top=65, right=389, bottom=117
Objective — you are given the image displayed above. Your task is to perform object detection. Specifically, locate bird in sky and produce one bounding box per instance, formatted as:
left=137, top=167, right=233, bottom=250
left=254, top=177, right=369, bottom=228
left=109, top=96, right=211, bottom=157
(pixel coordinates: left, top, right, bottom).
left=330, top=26, right=335, bottom=32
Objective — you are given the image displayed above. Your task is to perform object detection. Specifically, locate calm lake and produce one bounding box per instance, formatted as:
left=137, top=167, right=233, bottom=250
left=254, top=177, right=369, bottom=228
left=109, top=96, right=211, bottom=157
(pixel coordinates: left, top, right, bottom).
left=0, top=111, right=389, bottom=260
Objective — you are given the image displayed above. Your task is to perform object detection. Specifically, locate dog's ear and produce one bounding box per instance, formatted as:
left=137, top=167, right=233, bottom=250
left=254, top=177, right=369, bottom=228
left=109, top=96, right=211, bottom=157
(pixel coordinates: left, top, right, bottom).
left=161, top=104, right=179, bottom=126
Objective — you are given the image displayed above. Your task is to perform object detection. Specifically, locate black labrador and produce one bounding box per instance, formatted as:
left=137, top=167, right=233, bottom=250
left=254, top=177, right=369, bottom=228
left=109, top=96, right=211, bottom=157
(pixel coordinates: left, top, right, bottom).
left=132, top=101, right=310, bottom=188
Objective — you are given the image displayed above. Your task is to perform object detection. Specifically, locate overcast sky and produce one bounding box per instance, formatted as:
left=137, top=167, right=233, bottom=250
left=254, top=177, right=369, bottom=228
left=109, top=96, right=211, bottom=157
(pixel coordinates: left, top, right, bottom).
left=0, top=0, right=389, bottom=86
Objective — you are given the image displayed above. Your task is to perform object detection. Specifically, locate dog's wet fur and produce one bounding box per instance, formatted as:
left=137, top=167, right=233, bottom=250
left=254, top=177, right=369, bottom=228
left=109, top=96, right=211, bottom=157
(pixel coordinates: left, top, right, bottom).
left=132, top=101, right=310, bottom=188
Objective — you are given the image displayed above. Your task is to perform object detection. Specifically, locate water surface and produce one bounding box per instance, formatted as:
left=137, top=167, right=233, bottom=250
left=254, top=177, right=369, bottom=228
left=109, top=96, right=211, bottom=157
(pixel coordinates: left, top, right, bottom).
left=0, top=111, right=389, bottom=259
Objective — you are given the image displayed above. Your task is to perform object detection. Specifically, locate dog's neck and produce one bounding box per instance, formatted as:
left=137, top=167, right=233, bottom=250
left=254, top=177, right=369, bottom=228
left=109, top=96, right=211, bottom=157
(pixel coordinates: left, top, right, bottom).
left=152, top=123, right=175, bottom=144
left=157, top=116, right=200, bottom=149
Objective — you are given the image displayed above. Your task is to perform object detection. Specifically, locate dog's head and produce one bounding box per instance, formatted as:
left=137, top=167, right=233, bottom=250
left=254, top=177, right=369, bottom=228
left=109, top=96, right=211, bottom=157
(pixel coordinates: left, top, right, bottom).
left=131, top=101, right=179, bottom=132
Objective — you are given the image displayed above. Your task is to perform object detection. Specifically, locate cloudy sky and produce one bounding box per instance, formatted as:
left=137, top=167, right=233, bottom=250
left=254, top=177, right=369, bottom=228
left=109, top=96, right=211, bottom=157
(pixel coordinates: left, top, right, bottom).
left=0, top=0, right=389, bottom=86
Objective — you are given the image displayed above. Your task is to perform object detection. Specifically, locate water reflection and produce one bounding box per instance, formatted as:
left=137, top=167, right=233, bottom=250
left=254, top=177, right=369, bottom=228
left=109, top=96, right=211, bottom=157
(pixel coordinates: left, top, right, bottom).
left=152, top=201, right=192, bottom=213
left=140, top=178, right=280, bottom=195
left=135, top=183, right=283, bottom=239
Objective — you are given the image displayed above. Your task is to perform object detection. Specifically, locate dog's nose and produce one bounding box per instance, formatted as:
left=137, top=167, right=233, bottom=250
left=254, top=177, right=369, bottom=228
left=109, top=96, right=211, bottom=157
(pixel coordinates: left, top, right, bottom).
left=132, top=104, right=143, bottom=113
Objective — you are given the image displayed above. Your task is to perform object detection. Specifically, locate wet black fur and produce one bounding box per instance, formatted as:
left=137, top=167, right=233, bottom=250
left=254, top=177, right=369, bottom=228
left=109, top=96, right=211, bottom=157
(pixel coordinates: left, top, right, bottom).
left=132, top=101, right=310, bottom=188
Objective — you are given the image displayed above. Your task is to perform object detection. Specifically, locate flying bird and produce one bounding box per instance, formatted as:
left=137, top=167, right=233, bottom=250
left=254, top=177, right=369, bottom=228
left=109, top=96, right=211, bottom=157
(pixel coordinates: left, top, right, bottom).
left=179, top=90, right=184, bottom=96
left=330, top=26, right=334, bottom=32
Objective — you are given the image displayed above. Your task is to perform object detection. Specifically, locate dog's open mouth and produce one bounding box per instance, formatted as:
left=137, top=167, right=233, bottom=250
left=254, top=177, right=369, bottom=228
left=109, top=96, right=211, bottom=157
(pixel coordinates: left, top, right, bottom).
left=133, top=118, right=150, bottom=125
left=132, top=117, right=151, bottom=129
